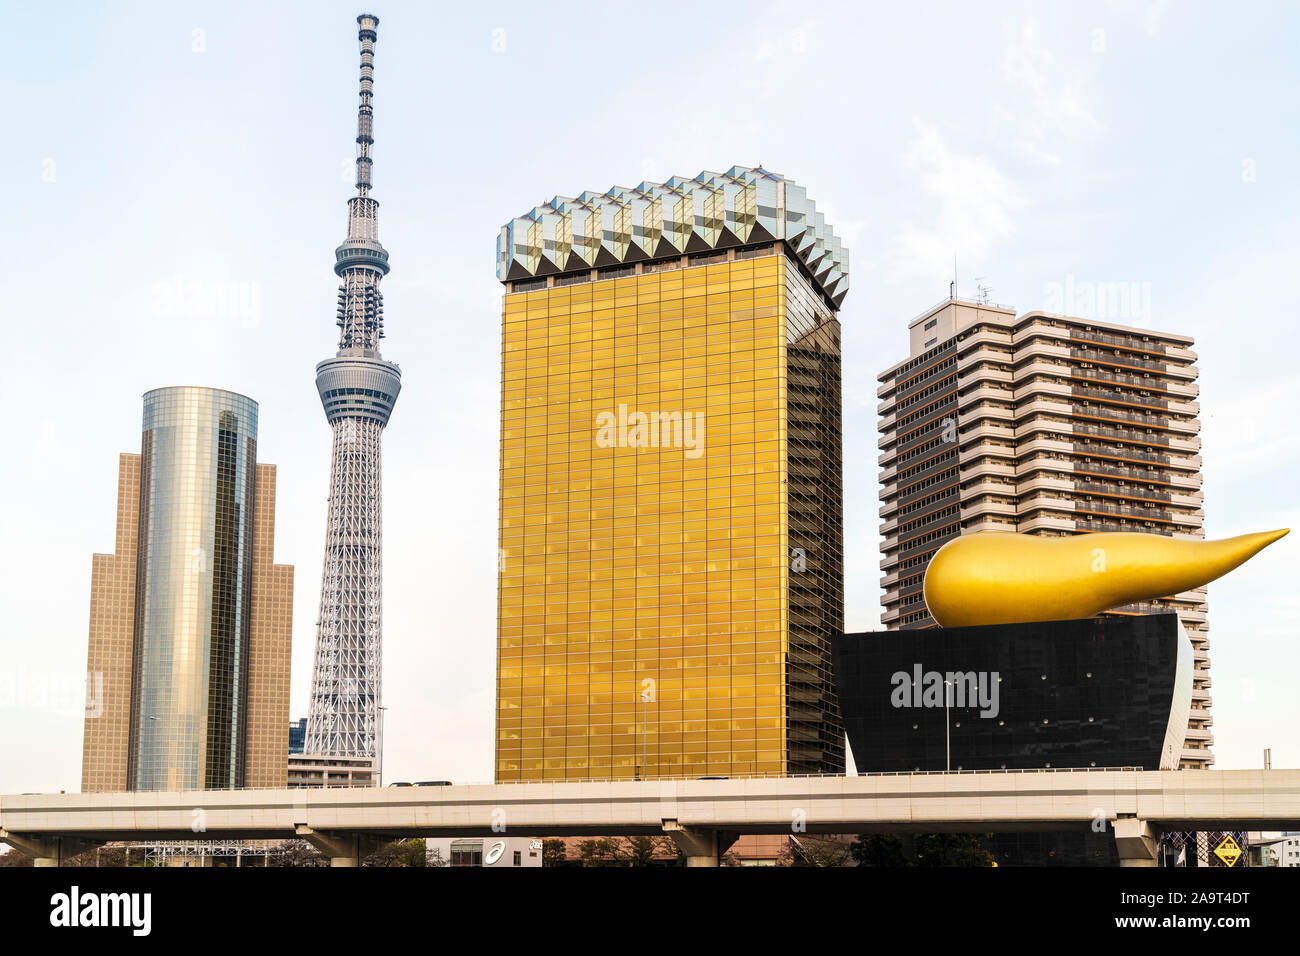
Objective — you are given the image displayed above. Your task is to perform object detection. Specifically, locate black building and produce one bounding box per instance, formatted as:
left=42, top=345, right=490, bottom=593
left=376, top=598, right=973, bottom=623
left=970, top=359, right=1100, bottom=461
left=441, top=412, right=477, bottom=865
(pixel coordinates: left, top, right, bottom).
left=834, top=614, right=1192, bottom=774
left=288, top=717, right=308, bottom=756
left=834, top=614, right=1193, bottom=865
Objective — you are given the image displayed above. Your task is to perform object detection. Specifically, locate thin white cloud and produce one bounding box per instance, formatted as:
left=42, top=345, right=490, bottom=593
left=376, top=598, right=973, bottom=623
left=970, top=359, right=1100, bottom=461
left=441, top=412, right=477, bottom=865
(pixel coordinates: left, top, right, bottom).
left=1137, top=0, right=1170, bottom=36
left=996, top=16, right=1099, bottom=166
left=1001, top=18, right=1098, bottom=133
left=815, top=196, right=868, bottom=250
left=753, top=16, right=824, bottom=63
left=1021, top=139, right=1064, bottom=167
left=886, top=119, right=1026, bottom=283
left=1201, top=376, right=1300, bottom=484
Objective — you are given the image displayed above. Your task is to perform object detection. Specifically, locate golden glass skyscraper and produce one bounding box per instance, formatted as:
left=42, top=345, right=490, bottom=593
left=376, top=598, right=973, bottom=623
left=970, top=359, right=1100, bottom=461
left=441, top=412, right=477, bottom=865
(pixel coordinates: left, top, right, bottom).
left=495, top=167, right=849, bottom=781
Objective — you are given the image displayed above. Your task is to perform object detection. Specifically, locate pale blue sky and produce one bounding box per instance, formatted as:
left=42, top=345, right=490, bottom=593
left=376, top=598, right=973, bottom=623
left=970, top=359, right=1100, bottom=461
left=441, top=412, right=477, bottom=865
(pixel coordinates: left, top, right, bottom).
left=2, top=0, right=1298, bottom=791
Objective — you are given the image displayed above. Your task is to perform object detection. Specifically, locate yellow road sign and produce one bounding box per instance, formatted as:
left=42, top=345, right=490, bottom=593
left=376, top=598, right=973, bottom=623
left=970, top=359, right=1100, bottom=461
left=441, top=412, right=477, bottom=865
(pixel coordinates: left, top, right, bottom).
left=1213, top=835, right=1242, bottom=867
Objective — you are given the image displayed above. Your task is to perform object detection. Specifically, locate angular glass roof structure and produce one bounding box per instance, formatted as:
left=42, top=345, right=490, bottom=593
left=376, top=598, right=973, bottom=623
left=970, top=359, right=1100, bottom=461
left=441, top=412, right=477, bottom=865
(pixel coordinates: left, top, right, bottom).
left=496, top=165, right=849, bottom=306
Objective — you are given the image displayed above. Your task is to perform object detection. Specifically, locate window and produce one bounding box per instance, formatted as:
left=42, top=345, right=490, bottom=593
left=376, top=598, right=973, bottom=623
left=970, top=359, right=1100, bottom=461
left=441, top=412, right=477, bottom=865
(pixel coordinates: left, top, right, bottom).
left=924, top=318, right=938, bottom=330
left=451, top=841, right=484, bottom=867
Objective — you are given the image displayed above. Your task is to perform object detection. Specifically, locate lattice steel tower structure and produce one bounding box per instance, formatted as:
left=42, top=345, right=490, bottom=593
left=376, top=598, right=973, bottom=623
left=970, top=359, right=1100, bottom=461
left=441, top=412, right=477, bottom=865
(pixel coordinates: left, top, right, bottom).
left=303, top=13, right=401, bottom=758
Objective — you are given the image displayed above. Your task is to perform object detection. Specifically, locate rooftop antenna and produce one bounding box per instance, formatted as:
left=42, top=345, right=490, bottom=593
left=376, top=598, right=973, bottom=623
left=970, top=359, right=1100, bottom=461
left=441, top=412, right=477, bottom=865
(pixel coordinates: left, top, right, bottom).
left=951, top=254, right=957, bottom=299
left=974, top=277, right=992, bottom=306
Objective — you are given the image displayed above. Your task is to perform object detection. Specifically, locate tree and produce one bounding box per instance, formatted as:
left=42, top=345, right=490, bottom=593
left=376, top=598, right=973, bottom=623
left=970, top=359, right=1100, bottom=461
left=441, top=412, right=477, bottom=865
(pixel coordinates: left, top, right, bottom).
left=364, top=838, right=427, bottom=867
left=573, top=836, right=682, bottom=866
left=655, top=836, right=687, bottom=867
left=577, top=838, right=625, bottom=866
left=541, top=838, right=569, bottom=867
left=777, top=835, right=854, bottom=867
left=0, top=847, right=32, bottom=868
left=275, top=840, right=329, bottom=867
left=913, top=833, right=995, bottom=867
left=851, top=834, right=912, bottom=868
left=426, top=846, right=449, bottom=867
left=662, top=836, right=688, bottom=867
left=66, top=845, right=123, bottom=868
left=623, top=836, right=660, bottom=867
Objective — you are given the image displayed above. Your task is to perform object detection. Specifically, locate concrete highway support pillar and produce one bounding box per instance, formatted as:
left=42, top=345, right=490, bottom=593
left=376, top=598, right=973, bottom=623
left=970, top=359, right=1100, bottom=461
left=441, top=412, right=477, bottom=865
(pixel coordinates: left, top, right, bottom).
left=295, top=825, right=382, bottom=867
left=0, top=829, right=100, bottom=867
left=662, top=820, right=738, bottom=867
left=1113, top=818, right=1159, bottom=867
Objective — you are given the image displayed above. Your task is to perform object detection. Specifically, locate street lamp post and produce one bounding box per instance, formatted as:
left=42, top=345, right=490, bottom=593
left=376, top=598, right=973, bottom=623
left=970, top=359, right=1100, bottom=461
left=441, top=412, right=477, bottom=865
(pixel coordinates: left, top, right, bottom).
left=943, top=680, right=952, bottom=772
left=377, top=705, right=388, bottom=788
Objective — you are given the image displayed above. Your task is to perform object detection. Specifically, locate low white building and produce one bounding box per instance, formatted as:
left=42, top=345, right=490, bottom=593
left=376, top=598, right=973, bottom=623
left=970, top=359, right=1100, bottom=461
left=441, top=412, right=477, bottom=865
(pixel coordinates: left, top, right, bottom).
left=1251, top=832, right=1300, bottom=867
left=426, top=836, right=543, bottom=868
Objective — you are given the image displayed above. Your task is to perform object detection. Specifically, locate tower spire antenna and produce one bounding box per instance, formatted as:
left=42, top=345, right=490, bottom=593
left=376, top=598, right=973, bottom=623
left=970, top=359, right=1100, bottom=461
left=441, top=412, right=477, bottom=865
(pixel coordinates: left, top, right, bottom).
left=330, top=13, right=388, bottom=356
left=305, top=14, right=402, bottom=767
left=354, top=13, right=378, bottom=200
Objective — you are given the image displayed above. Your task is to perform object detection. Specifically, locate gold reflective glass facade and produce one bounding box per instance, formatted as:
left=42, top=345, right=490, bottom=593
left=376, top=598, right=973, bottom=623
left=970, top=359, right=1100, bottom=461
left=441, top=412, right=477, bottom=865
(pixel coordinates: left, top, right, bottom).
left=496, top=252, right=844, bottom=782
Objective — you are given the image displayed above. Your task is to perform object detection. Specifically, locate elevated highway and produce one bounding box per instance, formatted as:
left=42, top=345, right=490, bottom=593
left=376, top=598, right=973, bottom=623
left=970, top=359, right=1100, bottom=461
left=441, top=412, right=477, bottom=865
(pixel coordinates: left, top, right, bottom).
left=4, top=768, right=1297, bottom=866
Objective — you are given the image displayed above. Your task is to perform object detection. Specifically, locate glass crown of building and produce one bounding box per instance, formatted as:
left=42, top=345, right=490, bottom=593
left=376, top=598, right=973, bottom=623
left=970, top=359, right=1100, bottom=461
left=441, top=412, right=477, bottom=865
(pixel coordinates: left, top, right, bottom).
left=496, top=165, right=850, bottom=305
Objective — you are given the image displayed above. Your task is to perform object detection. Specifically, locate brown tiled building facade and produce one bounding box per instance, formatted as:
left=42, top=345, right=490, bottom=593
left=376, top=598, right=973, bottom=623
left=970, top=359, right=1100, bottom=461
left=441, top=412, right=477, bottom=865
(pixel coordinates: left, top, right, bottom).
left=244, top=464, right=296, bottom=788
left=82, top=454, right=142, bottom=793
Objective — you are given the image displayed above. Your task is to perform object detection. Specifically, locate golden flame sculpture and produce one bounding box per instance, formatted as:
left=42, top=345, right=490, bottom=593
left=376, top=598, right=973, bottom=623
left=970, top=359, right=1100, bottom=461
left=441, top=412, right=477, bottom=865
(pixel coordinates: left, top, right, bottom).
left=923, top=529, right=1289, bottom=627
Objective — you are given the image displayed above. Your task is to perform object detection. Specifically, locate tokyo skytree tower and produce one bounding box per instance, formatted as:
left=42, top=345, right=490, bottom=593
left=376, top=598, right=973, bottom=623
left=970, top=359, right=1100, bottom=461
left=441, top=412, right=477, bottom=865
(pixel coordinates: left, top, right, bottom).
left=304, top=13, right=401, bottom=758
